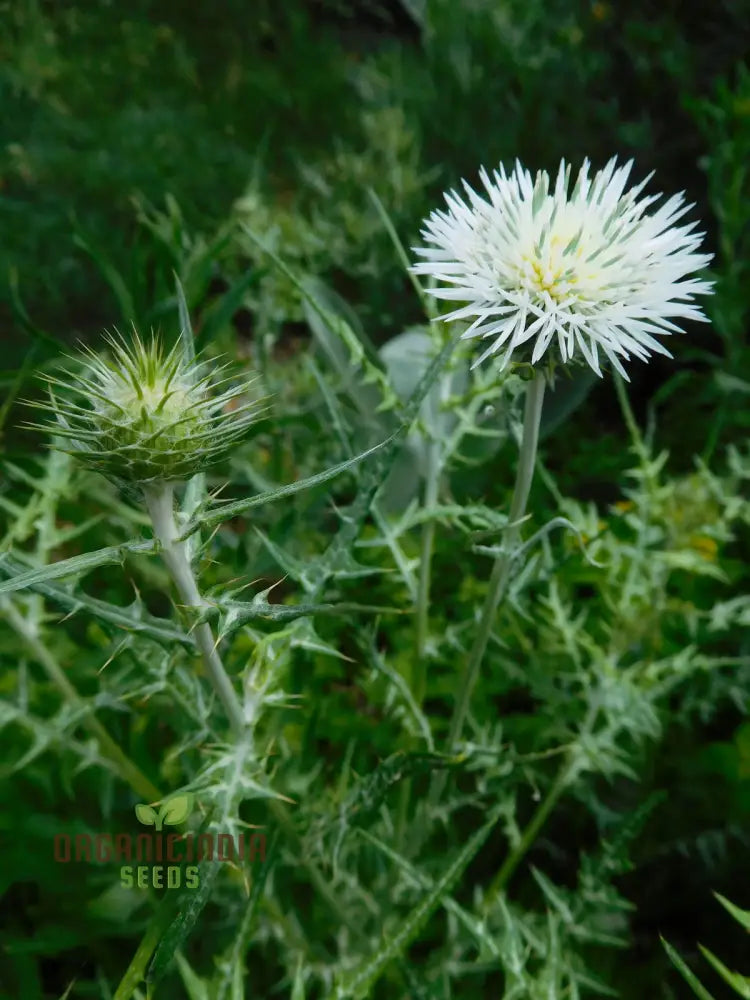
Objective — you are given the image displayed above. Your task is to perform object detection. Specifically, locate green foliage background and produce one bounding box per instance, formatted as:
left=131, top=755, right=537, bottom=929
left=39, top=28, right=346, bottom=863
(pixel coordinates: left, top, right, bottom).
left=1, top=1, right=750, bottom=998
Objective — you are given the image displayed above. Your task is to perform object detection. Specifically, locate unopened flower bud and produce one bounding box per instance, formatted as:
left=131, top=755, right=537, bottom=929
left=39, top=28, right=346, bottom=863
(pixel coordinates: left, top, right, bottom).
left=31, top=330, right=265, bottom=485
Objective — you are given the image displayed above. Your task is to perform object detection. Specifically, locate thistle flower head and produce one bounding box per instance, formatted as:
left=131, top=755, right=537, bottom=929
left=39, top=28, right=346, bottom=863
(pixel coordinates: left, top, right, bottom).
left=32, top=330, right=265, bottom=485
left=412, top=157, right=714, bottom=379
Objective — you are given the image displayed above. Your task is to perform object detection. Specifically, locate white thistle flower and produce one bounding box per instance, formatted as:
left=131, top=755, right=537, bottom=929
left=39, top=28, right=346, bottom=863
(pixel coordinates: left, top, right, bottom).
left=29, top=330, right=265, bottom=485
left=412, top=157, right=714, bottom=379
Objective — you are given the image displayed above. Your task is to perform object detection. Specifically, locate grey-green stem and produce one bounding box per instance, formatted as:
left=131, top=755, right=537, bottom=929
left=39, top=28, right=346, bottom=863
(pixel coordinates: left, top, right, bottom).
left=143, top=482, right=245, bottom=734
left=427, top=372, right=546, bottom=810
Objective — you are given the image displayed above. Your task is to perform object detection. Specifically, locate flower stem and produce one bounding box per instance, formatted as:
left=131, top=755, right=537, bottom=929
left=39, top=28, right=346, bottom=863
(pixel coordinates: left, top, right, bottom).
left=143, top=482, right=245, bottom=734
left=482, top=757, right=574, bottom=909
left=613, top=372, right=648, bottom=465
left=427, top=373, right=546, bottom=809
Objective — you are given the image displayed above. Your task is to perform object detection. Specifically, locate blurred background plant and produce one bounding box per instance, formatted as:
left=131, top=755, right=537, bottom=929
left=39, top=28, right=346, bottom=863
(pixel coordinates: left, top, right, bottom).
left=1, top=1, right=749, bottom=998
left=663, top=894, right=750, bottom=997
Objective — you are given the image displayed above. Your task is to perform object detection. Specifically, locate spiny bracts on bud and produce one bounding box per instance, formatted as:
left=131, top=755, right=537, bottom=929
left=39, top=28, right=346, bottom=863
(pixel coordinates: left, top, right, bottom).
left=30, top=330, right=265, bottom=485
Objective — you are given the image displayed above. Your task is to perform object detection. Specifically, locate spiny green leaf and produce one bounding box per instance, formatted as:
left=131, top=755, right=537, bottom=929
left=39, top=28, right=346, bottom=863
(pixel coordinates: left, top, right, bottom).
left=327, top=805, right=501, bottom=999
left=531, top=868, right=575, bottom=924
left=0, top=702, right=110, bottom=778
left=310, top=329, right=462, bottom=600
left=359, top=827, right=500, bottom=957
left=661, top=937, right=717, bottom=1000
left=306, top=350, right=420, bottom=589
left=315, top=751, right=464, bottom=842
left=714, top=893, right=750, bottom=932
left=148, top=860, right=221, bottom=986
left=0, top=540, right=157, bottom=596
left=179, top=435, right=396, bottom=539
left=0, top=553, right=195, bottom=647
left=199, top=595, right=400, bottom=643
left=698, top=944, right=750, bottom=998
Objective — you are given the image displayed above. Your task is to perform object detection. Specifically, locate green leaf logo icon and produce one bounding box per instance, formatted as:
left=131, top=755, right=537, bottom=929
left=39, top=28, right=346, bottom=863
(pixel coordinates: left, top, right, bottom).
left=134, top=793, right=193, bottom=832
left=135, top=803, right=158, bottom=827
left=160, top=793, right=193, bottom=828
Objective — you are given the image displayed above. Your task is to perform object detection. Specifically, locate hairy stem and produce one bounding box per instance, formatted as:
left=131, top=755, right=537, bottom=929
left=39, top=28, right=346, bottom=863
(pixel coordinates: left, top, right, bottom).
left=143, top=482, right=245, bottom=734
left=427, top=373, right=546, bottom=809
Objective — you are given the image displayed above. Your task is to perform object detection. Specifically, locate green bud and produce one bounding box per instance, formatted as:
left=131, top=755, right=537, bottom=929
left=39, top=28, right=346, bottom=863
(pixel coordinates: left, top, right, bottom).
left=30, top=329, right=265, bottom=485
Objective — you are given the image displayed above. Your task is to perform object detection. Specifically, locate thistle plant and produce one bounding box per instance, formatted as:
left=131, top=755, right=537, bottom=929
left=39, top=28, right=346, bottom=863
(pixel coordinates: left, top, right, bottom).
left=28, top=326, right=265, bottom=733
left=0, top=169, right=744, bottom=997
left=411, top=156, right=714, bottom=815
